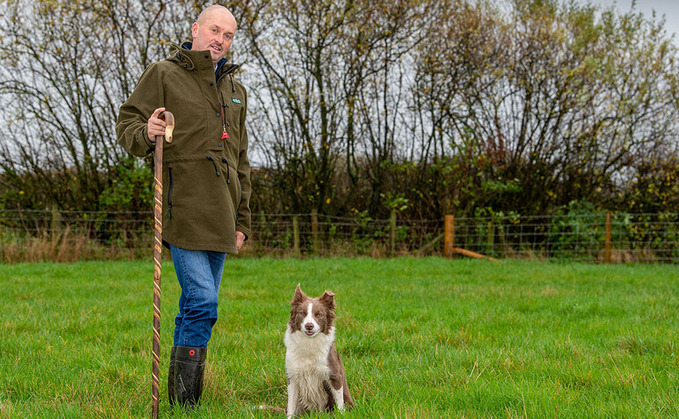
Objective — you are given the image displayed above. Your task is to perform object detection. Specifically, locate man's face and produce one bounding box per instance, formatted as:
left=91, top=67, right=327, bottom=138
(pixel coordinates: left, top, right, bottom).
left=191, top=9, right=237, bottom=64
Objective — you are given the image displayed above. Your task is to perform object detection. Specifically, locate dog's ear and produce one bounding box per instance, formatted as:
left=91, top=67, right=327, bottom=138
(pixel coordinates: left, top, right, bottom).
left=292, top=283, right=306, bottom=305
left=319, top=291, right=335, bottom=309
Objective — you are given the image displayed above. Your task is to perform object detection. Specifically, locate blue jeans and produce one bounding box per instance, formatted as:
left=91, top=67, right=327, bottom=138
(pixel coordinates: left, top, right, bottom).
left=169, top=244, right=227, bottom=348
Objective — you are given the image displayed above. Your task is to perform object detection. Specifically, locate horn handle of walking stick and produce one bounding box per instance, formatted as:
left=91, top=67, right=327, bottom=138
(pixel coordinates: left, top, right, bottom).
left=151, top=110, right=174, bottom=419
left=161, top=112, right=175, bottom=144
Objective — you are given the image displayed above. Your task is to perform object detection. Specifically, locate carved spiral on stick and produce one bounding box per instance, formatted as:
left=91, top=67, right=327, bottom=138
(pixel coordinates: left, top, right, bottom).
left=152, top=111, right=174, bottom=419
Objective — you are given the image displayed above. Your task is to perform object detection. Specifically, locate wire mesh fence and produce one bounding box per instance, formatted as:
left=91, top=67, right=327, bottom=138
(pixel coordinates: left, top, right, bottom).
left=0, top=209, right=678, bottom=263
left=448, top=212, right=679, bottom=263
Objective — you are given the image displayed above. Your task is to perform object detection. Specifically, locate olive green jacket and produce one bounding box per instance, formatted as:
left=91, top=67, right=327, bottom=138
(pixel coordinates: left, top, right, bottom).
left=116, top=44, right=252, bottom=253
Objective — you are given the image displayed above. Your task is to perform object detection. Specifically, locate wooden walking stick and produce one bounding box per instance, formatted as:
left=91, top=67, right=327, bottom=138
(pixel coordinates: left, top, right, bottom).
left=152, top=111, right=174, bottom=419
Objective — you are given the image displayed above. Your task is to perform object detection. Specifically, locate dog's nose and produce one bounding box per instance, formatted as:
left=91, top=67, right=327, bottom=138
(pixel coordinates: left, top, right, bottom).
left=305, top=323, right=314, bottom=331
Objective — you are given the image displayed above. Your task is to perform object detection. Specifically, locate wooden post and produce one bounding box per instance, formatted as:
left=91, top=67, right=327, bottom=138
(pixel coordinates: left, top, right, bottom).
left=292, top=215, right=300, bottom=256
left=497, top=223, right=507, bottom=257
left=50, top=205, right=61, bottom=241
left=311, top=209, right=320, bottom=255
left=487, top=221, right=494, bottom=255
left=452, top=247, right=496, bottom=261
left=390, top=210, right=397, bottom=256
left=605, top=211, right=612, bottom=264
left=444, top=215, right=454, bottom=258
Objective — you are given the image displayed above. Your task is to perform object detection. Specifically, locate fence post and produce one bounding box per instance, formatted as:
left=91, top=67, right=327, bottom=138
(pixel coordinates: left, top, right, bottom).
left=605, top=211, right=612, bottom=264
left=487, top=220, right=494, bottom=255
left=497, top=223, right=507, bottom=257
left=51, top=205, right=62, bottom=241
left=311, top=209, right=320, bottom=255
left=444, top=215, right=454, bottom=258
left=390, top=210, right=397, bottom=256
left=292, top=215, right=300, bottom=256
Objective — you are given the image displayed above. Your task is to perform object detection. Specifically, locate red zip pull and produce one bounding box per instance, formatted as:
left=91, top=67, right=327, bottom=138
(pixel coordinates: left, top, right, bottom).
left=221, top=124, right=230, bottom=140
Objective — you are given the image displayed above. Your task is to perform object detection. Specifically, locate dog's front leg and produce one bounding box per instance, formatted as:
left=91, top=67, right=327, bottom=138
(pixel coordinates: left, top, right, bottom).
left=286, top=383, right=299, bottom=418
left=330, top=385, right=345, bottom=412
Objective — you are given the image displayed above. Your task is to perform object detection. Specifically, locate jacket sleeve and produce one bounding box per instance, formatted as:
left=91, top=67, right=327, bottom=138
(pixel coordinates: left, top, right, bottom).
left=116, top=64, right=163, bottom=157
left=236, top=87, right=252, bottom=240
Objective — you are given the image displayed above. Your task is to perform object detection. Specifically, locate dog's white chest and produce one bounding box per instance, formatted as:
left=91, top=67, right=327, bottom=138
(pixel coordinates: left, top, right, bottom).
left=285, top=327, right=335, bottom=411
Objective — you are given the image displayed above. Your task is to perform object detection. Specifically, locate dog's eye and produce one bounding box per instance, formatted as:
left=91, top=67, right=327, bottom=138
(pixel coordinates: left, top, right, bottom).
left=315, top=312, right=321, bottom=317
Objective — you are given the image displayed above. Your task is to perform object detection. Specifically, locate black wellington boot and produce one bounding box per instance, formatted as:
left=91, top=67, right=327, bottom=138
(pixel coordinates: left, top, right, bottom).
left=168, top=346, right=177, bottom=405
left=174, top=346, right=208, bottom=408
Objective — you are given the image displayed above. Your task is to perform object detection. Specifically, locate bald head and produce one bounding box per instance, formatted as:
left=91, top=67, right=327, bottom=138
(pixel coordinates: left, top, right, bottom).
left=191, top=5, right=238, bottom=63
left=196, top=5, right=237, bottom=29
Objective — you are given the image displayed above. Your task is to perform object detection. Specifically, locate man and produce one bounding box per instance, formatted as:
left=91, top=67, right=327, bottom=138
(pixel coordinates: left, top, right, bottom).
left=116, top=5, right=251, bottom=408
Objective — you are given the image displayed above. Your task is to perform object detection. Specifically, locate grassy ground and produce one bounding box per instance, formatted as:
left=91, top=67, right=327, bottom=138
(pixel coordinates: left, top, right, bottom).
left=0, top=258, right=677, bottom=418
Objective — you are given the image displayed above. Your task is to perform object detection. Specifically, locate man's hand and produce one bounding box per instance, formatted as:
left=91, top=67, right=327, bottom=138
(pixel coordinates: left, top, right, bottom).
left=236, top=231, right=246, bottom=250
left=147, top=107, right=167, bottom=141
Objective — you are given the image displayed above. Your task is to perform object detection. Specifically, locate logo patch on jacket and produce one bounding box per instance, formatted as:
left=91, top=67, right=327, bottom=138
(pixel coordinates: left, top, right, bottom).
left=232, top=98, right=242, bottom=104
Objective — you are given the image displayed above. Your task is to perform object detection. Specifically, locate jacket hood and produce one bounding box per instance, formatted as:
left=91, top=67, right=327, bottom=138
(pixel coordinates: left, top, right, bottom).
left=168, top=43, right=240, bottom=78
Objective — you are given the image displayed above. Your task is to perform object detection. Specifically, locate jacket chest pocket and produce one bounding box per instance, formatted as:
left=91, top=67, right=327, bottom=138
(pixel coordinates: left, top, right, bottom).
left=218, top=90, right=243, bottom=142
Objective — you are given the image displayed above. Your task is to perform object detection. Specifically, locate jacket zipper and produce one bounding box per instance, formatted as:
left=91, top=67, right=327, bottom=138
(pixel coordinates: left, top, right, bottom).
left=219, top=91, right=230, bottom=140
left=235, top=178, right=242, bottom=227
left=168, top=167, right=173, bottom=219
left=221, top=157, right=231, bottom=184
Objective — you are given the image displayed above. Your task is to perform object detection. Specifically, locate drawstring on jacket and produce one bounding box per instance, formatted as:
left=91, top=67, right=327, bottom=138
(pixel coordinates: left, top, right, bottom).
left=206, top=155, right=231, bottom=184
left=206, top=155, right=220, bottom=177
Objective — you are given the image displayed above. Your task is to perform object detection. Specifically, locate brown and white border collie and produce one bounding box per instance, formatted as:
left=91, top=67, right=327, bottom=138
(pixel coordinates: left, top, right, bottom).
left=284, top=284, right=353, bottom=417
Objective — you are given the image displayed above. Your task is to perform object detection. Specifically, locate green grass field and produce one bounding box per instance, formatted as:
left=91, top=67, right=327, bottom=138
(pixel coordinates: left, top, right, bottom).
left=1, top=258, right=677, bottom=418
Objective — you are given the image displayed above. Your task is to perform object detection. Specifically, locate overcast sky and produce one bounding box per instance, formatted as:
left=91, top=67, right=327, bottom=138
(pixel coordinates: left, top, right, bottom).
left=590, top=0, right=679, bottom=39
